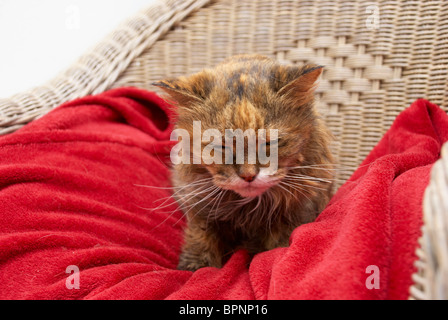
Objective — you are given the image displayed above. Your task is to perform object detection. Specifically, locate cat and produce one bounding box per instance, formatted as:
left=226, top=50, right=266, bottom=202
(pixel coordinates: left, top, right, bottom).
left=153, top=54, right=334, bottom=271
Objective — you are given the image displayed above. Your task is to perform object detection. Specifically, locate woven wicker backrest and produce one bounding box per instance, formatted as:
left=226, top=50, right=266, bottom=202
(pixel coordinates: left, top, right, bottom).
left=1, top=0, right=448, bottom=188
left=0, top=0, right=210, bottom=133
left=113, top=0, right=448, bottom=189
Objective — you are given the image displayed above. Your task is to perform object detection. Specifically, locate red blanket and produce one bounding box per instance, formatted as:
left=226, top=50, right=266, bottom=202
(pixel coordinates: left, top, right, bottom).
left=0, top=87, right=446, bottom=300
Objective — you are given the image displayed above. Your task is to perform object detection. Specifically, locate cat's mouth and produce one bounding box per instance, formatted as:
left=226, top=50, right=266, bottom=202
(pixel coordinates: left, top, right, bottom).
left=231, top=184, right=272, bottom=198
left=213, top=170, right=283, bottom=198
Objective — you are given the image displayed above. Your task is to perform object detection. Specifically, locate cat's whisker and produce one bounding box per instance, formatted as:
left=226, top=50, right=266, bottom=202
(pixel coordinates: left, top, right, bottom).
left=285, top=174, right=333, bottom=184
left=277, top=182, right=302, bottom=202
left=285, top=178, right=332, bottom=186
left=149, top=183, right=214, bottom=212
left=147, top=193, right=214, bottom=233
left=282, top=179, right=328, bottom=191
left=279, top=181, right=312, bottom=203
left=261, top=192, right=271, bottom=234
left=285, top=163, right=370, bottom=171
left=286, top=176, right=348, bottom=185
left=215, top=190, right=228, bottom=215
left=148, top=184, right=218, bottom=232
left=148, top=183, right=215, bottom=210
left=134, top=178, right=214, bottom=210
left=214, top=193, right=250, bottom=221
left=206, top=189, right=227, bottom=232
left=151, top=179, right=214, bottom=205
left=285, top=171, right=351, bottom=183
left=205, top=188, right=223, bottom=221
left=134, top=177, right=213, bottom=190
left=264, top=191, right=277, bottom=238
left=285, top=172, right=333, bottom=180
left=177, top=185, right=220, bottom=212
left=247, top=194, right=263, bottom=216
left=173, top=186, right=222, bottom=226
left=286, top=163, right=336, bottom=167
left=212, top=189, right=227, bottom=216
left=209, top=190, right=223, bottom=214
left=173, top=185, right=218, bottom=211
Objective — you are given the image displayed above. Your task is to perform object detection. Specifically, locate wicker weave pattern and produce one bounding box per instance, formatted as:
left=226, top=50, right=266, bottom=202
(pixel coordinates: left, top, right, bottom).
left=410, top=142, right=448, bottom=300
left=113, top=0, right=448, bottom=189
left=0, top=0, right=211, bottom=134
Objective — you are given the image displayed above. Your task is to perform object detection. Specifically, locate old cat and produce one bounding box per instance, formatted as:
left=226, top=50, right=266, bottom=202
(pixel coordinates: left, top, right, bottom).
left=153, top=54, right=334, bottom=271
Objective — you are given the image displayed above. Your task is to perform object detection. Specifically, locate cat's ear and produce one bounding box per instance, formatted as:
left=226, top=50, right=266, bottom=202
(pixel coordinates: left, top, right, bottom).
left=152, top=73, right=212, bottom=108
left=277, top=65, right=323, bottom=103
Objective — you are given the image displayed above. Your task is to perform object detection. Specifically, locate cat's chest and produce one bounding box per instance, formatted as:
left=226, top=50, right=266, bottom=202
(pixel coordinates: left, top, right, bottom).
left=211, top=219, right=289, bottom=254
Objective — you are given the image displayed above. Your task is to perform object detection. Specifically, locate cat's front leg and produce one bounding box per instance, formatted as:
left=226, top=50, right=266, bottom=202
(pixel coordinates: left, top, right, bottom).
left=177, top=220, right=223, bottom=271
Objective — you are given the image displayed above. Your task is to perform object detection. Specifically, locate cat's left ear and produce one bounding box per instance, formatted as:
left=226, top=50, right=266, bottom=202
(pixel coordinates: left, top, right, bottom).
left=277, top=65, right=323, bottom=103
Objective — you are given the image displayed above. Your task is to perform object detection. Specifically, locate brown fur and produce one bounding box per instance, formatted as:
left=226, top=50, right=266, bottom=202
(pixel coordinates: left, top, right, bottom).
left=153, top=54, right=334, bottom=271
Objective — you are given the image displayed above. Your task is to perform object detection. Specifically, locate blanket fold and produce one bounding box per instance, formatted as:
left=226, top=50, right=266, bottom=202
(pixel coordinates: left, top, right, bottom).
left=0, top=88, right=446, bottom=300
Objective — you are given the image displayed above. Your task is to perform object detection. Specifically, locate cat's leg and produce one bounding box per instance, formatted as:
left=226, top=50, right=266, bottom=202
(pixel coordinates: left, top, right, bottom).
left=177, top=221, right=223, bottom=271
left=252, top=224, right=294, bottom=254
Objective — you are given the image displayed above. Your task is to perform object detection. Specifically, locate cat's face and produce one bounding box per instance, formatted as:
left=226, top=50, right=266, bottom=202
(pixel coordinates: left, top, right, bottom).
left=154, top=54, right=324, bottom=198
left=198, top=98, right=308, bottom=198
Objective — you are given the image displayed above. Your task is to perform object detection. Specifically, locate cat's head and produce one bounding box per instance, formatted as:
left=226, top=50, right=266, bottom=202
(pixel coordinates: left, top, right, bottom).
left=153, top=54, right=328, bottom=198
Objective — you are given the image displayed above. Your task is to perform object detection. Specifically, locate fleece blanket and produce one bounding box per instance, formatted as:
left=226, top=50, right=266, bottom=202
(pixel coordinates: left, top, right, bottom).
left=0, top=87, right=447, bottom=300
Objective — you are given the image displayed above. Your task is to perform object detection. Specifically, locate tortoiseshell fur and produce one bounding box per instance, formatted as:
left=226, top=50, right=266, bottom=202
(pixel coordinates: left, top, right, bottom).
left=153, top=54, right=334, bottom=271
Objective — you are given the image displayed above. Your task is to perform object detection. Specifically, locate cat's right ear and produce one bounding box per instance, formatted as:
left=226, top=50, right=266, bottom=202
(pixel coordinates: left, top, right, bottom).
left=152, top=73, right=212, bottom=108
left=152, top=77, right=202, bottom=108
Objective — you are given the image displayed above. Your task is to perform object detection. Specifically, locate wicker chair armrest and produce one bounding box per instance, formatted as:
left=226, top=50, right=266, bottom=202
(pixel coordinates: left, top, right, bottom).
left=410, top=142, right=448, bottom=299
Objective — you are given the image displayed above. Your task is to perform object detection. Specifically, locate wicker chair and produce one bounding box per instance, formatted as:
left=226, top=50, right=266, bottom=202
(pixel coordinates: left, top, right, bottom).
left=0, top=0, right=446, bottom=299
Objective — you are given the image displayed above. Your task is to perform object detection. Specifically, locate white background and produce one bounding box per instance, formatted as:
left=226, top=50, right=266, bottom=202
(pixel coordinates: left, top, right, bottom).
left=0, top=0, right=156, bottom=98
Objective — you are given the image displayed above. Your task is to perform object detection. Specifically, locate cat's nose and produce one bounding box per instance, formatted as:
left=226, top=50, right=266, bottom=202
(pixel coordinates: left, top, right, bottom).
left=237, top=165, right=259, bottom=183
left=238, top=173, right=257, bottom=183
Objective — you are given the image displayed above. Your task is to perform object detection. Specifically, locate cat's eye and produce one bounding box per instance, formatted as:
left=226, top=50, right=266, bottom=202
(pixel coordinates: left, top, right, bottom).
left=211, top=144, right=230, bottom=152
left=262, top=139, right=279, bottom=147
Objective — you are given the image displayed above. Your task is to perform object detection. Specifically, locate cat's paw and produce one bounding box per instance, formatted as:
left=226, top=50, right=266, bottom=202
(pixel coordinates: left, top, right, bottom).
left=177, top=259, right=206, bottom=272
